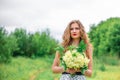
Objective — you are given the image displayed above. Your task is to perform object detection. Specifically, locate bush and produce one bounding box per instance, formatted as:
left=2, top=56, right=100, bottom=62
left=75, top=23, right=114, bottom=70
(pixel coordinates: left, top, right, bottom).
left=99, top=64, right=106, bottom=71
left=10, top=28, right=58, bottom=57
left=0, top=27, right=17, bottom=63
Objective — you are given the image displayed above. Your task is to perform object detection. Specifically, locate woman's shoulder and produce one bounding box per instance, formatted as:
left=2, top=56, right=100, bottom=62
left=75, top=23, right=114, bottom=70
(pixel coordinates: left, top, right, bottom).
left=58, top=42, right=64, bottom=46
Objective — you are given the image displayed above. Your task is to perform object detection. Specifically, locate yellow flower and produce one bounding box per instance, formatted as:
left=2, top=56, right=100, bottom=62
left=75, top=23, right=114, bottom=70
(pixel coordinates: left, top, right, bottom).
left=62, top=50, right=89, bottom=70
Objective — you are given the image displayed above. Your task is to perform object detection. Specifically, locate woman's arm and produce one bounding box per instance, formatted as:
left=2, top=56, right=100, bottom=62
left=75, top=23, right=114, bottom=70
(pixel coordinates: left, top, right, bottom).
left=84, top=45, right=93, bottom=77
left=52, top=51, right=64, bottom=73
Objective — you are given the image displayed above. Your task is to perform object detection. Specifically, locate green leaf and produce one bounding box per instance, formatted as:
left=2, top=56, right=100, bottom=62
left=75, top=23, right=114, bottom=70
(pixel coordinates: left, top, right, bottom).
left=77, top=40, right=86, bottom=53
left=68, top=45, right=77, bottom=52
left=54, top=45, right=64, bottom=55
left=61, top=60, right=67, bottom=70
left=80, top=65, right=88, bottom=74
left=72, top=53, right=77, bottom=57
left=68, top=45, right=76, bottom=50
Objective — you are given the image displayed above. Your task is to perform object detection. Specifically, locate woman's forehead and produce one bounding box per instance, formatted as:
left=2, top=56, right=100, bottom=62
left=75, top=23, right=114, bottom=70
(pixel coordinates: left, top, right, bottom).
left=70, top=23, right=79, bottom=27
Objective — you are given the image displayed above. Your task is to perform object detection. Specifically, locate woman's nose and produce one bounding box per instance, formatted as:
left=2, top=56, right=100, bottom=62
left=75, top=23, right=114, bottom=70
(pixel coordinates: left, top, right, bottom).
left=73, top=29, right=76, bottom=32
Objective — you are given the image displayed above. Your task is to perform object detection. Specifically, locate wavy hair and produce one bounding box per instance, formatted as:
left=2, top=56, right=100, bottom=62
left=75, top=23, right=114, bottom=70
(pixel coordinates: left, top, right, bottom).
left=61, top=20, right=92, bottom=57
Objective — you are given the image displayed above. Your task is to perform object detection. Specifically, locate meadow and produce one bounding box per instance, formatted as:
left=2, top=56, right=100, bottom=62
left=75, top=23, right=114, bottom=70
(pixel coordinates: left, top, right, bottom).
left=1, top=17, right=120, bottom=80
left=0, top=56, right=120, bottom=80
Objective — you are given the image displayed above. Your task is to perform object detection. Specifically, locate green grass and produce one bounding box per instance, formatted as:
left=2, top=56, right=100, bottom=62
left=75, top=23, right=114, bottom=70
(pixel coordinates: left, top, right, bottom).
left=87, top=57, right=120, bottom=80
left=0, top=56, right=59, bottom=80
left=0, top=56, right=120, bottom=80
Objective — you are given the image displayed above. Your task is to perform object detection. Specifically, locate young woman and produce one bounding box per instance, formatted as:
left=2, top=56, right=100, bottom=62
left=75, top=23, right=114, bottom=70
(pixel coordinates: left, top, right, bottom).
left=52, top=20, right=93, bottom=80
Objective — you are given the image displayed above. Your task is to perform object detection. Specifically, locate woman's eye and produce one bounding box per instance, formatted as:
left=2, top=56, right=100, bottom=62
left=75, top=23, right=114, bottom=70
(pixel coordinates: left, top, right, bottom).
left=75, top=28, right=79, bottom=30
left=70, top=27, right=79, bottom=30
left=70, top=28, right=73, bottom=30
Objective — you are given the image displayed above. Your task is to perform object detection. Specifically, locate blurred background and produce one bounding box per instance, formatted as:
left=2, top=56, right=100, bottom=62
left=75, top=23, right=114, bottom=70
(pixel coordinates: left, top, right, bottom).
left=0, top=0, right=120, bottom=80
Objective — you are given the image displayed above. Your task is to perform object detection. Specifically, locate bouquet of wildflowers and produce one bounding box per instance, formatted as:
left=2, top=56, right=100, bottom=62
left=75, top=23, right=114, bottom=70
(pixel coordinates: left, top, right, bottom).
left=55, top=40, right=89, bottom=74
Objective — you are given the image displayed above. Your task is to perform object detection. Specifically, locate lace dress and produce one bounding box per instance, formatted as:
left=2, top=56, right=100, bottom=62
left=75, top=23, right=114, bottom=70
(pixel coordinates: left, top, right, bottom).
left=60, top=72, right=86, bottom=80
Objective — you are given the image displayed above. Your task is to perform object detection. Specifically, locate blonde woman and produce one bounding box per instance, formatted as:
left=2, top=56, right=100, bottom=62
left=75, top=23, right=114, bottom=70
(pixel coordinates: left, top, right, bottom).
left=52, top=20, right=93, bottom=80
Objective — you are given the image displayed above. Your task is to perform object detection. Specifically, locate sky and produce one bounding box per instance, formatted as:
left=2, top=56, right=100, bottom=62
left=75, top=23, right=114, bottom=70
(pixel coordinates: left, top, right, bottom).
left=0, top=0, right=120, bottom=41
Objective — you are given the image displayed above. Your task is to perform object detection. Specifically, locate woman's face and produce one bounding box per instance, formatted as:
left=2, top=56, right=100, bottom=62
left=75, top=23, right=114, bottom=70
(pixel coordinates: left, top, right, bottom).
left=70, top=23, right=81, bottom=39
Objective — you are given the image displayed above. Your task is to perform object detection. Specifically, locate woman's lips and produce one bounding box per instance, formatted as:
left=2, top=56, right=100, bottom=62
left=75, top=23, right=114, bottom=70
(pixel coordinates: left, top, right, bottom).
left=73, top=34, right=77, bottom=36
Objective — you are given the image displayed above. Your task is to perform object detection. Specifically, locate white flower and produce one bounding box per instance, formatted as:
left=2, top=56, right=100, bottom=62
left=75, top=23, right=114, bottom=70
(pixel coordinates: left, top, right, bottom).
left=62, top=50, right=89, bottom=70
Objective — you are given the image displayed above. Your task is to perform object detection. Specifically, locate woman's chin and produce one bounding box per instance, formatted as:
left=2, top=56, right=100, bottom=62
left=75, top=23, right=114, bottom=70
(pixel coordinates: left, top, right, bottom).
left=72, top=37, right=80, bottom=39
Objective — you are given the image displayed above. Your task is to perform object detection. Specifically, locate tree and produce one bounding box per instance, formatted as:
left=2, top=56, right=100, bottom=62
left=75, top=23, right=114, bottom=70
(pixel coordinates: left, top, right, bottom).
left=89, top=17, right=120, bottom=58
left=31, top=29, right=58, bottom=57
left=107, top=23, right=120, bottom=58
left=11, top=28, right=28, bottom=56
left=0, top=27, right=17, bottom=63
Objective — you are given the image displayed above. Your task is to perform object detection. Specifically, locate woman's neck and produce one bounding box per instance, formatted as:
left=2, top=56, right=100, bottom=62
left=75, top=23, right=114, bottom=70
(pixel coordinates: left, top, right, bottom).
left=72, top=39, right=80, bottom=47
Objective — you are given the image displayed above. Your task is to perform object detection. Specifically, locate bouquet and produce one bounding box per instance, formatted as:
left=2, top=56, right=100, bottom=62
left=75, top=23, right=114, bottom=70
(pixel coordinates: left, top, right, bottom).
left=55, top=40, right=90, bottom=74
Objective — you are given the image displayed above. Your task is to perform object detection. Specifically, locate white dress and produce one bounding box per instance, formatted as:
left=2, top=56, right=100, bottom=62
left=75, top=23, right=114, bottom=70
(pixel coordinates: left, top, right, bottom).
left=60, top=72, right=86, bottom=80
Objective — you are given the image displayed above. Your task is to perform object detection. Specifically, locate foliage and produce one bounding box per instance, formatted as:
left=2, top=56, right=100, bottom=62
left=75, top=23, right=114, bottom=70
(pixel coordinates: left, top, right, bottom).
left=89, top=17, right=120, bottom=58
left=0, top=27, right=17, bottom=63
left=99, top=64, right=106, bottom=71
left=77, top=40, right=86, bottom=53
left=8, top=28, right=58, bottom=57
left=0, top=27, right=58, bottom=63
left=31, top=29, right=58, bottom=57
left=10, top=28, right=30, bottom=56
left=0, top=27, right=9, bottom=63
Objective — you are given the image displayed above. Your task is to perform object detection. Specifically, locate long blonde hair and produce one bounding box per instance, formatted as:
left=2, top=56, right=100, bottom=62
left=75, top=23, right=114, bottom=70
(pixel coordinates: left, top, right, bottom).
left=61, top=20, right=92, bottom=57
